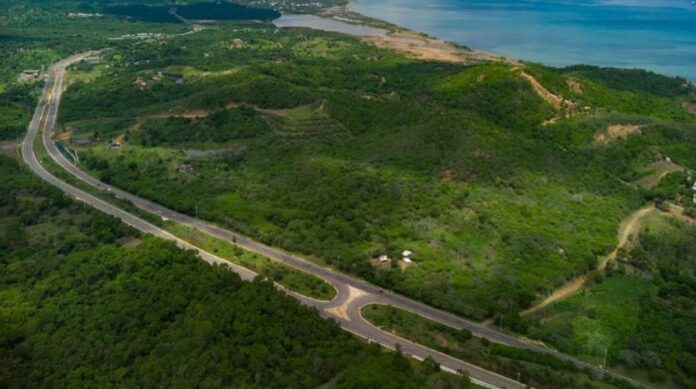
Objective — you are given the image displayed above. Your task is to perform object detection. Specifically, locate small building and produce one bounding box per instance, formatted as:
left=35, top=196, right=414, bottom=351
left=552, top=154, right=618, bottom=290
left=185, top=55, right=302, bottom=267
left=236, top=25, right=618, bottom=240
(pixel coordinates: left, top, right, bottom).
left=692, top=181, right=696, bottom=191
left=401, top=249, right=414, bottom=264
left=378, top=255, right=389, bottom=263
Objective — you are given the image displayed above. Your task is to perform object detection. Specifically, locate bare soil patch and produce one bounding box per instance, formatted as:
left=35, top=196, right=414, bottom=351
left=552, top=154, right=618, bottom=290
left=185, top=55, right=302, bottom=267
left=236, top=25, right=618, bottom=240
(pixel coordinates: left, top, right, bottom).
left=56, top=129, right=72, bottom=142
left=595, top=124, right=643, bottom=144
left=566, top=79, right=583, bottom=94
left=520, top=71, right=565, bottom=110
left=683, top=101, right=696, bottom=115
left=363, top=30, right=493, bottom=64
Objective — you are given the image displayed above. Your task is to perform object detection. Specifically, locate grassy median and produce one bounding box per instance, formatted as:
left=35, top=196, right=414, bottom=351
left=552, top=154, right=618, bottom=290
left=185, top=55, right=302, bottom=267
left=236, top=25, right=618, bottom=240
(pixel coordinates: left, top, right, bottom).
left=166, top=222, right=336, bottom=300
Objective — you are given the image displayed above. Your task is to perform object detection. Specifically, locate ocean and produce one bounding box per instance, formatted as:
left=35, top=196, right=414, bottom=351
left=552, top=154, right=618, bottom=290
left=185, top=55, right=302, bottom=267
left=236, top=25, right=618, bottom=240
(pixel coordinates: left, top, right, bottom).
left=352, top=0, right=696, bottom=81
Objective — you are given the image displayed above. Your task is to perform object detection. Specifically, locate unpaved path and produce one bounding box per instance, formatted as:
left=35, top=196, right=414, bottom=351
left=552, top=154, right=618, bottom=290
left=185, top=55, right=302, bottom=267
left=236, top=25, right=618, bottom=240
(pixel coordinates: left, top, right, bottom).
left=519, top=71, right=565, bottom=110
left=521, top=205, right=654, bottom=316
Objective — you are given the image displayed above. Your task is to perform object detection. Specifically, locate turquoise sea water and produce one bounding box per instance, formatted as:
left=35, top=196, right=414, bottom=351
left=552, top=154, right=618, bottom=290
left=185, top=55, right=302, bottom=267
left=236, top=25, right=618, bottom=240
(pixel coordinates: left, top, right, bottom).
left=353, top=0, right=696, bottom=81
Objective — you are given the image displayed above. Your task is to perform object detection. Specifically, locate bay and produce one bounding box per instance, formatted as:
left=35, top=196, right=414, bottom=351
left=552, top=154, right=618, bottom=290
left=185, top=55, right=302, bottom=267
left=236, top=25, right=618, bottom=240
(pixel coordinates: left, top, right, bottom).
left=352, top=0, right=696, bottom=81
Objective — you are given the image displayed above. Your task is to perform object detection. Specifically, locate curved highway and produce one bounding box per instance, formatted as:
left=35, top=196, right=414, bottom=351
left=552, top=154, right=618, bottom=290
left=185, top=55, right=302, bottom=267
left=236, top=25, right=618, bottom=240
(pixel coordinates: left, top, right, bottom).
left=23, top=53, right=648, bottom=389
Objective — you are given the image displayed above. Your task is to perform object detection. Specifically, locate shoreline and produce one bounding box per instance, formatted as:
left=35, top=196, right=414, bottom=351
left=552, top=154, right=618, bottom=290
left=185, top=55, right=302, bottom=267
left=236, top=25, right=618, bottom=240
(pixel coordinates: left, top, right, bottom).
left=315, top=0, right=695, bottom=83
left=315, top=0, right=499, bottom=64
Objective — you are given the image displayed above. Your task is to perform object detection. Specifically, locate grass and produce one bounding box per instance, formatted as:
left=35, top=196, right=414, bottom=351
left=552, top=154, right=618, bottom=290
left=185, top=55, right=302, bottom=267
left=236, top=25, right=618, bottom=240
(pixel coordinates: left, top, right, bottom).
left=531, top=277, right=652, bottom=361
left=362, top=304, right=625, bottom=389
left=165, top=222, right=336, bottom=300
left=526, top=214, right=696, bottom=388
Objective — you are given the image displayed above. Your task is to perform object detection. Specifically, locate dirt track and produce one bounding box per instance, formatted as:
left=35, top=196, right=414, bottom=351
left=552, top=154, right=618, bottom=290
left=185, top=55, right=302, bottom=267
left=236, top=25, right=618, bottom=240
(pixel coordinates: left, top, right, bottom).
left=521, top=205, right=655, bottom=316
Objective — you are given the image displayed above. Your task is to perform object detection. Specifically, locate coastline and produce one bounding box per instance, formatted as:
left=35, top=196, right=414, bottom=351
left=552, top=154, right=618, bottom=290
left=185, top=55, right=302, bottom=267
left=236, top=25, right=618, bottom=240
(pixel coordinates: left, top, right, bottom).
left=334, top=0, right=696, bottom=83
left=317, top=1, right=498, bottom=64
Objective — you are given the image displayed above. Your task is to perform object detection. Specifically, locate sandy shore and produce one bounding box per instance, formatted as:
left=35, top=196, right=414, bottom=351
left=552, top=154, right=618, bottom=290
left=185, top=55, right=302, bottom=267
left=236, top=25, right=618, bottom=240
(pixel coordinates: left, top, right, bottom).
left=322, top=1, right=497, bottom=64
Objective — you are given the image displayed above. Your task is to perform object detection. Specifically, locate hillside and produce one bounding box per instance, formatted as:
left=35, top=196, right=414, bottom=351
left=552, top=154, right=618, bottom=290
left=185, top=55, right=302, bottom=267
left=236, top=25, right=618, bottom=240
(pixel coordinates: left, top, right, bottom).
left=4, top=0, right=696, bottom=387
left=58, top=24, right=696, bottom=322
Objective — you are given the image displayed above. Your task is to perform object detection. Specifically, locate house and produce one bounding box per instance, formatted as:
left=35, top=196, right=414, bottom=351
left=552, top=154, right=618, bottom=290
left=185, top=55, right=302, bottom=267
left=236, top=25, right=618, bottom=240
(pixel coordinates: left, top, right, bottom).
left=401, top=249, right=414, bottom=264
left=378, top=255, right=389, bottom=263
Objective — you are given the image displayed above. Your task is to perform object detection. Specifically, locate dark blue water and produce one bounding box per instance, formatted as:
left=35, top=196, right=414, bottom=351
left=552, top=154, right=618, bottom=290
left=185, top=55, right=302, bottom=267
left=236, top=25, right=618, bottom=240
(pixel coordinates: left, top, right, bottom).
left=353, top=0, right=696, bottom=81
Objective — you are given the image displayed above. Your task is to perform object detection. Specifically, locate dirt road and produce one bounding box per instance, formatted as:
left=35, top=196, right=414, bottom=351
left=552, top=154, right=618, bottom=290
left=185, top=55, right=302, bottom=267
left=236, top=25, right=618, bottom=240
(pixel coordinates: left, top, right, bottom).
left=522, top=205, right=655, bottom=316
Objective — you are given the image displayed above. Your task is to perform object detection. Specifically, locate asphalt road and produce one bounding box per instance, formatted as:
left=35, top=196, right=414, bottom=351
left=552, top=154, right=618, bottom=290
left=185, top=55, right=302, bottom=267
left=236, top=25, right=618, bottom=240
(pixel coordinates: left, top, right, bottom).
left=23, top=53, right=648, bottom=389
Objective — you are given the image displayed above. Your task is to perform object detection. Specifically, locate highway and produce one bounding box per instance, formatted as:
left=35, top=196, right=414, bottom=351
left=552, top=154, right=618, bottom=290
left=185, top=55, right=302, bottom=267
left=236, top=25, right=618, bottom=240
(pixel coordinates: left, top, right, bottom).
left=23, top=53, right=647, bottom=389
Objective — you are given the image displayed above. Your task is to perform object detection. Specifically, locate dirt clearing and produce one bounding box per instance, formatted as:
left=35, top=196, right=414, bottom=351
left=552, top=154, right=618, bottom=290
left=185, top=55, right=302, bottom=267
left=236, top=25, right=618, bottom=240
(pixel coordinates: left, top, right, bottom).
left=594, top=124, right=644, bottom=144
left=364, top=30, right=492, bottom=64
left=683, top=101, right=696, bottom=115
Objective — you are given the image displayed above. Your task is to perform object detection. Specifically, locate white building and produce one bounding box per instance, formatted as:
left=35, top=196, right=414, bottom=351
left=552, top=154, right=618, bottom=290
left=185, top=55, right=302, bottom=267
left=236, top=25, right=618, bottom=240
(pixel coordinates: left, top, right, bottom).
left=401, top=249, right=414, bottom=264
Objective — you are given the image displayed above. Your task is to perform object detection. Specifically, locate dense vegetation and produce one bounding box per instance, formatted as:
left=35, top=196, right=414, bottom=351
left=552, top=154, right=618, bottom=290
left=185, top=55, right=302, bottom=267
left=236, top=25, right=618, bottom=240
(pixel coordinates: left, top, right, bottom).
left=0, top=155, right=470, bottom=388
left=0, top=90, right=32, bottom=141
left=59, top=24, right=695, bottom=322
left=4, top=1, right=696, bottom=387
left=528, top=216, right=696, bottom=388
left=103, top=2, right=280, bottom=23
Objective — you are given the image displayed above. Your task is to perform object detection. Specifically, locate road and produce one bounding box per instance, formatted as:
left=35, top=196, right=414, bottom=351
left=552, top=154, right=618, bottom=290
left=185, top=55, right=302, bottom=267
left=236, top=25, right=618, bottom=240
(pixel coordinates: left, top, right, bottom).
left=23, top=53, right=648, bottom=389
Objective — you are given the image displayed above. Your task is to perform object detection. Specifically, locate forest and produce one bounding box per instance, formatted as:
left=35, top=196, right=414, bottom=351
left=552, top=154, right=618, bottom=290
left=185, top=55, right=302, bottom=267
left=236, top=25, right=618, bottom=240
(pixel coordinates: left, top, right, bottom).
left=103, top=2, right=280, bottom=23
left=0, top=154, right=468, bottom=388
left=4, top=0, right=696, bottom=387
